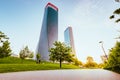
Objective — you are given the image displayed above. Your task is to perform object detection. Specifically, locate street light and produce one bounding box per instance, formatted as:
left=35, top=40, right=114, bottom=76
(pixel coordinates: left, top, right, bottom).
left=99, top=41, right=108, bottom=60
left=115, top=0, right=120, bottom=2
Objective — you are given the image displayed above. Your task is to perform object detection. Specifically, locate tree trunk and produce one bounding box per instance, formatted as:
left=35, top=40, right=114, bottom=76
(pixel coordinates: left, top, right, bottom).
left=60, top=58, right=62, bottom=68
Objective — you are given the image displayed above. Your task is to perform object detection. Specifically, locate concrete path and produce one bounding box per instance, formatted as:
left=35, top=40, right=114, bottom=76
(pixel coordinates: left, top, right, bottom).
left=0, top=69, right=120, bottom=80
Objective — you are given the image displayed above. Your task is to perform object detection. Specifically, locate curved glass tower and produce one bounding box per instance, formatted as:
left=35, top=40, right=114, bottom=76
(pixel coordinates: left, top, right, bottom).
left=37, top=3, right=58, bottom=61
left=64, top=27, right=76, bottom=57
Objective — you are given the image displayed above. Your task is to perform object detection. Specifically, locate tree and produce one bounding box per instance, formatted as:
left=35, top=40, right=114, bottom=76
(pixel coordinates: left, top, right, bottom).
left=29, top=52, right=34, bottom=58
left=87, top=56, right=93, bottom=62
left=49, top=41, right=73, bottom=68
left=65, top=54, right=75, bottom=63
left=73, top=58, right=83, bottom=66
left=0, top=31, right=9, bottom=43
left=105, top=42, right=120, bottom=73
left=19, top=46, right=34, bottom=59
left=0, top=31, right=11, bottom=58
left=98, top=63, right=105, bottom=68
left=110, top=8, right=120, bottom=23
left=36, top=53, right=41, bottom=64
left=84, top=56, right=98, bottom=68
left=49, top=51, right=56, bottom=63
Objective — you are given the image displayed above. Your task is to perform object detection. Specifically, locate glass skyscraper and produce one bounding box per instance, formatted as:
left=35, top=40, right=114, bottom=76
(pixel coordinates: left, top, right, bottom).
left=64, top=27, right=76, bottom=57
left=37, top=3, right=58, bottom=61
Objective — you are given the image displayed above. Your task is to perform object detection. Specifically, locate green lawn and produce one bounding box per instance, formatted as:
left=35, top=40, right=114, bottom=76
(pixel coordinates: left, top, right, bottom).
left=0, top=57, right=36, bottom=64
left=0, top=64, right=79, bottom=73
left=0, top=57, right=80, bottom=73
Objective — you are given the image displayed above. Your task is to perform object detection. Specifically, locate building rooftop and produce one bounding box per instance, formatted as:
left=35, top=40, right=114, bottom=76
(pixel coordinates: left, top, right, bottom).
left=46, top=2, right=58, bottom=11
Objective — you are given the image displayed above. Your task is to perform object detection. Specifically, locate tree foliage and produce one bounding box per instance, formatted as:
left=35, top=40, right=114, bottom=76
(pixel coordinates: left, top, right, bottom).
left=105, top=42, right=120, bottom=72
left=0, top=31, right=9, bottom=42
left=98, top=63, right=105, bottom=68
left=87, top=56, right=94, bottom=62
left=110, top=8, right=120, bottom=23
left=36, top=53, right=41, bottom=64
left=29, top=52, right=34, bottom=58
left=49, top=41, right=74, bottom=68
left=73, top=58, right=83, bottom=66
left=49, top=52, right=56, bottom=63
left=65, top=53, right=75, bottom=63
left=84, top=56, right=98, bottom=68
left=19, top=46, right=34, bottom=59
left=0, top=31, right=11, bottom=58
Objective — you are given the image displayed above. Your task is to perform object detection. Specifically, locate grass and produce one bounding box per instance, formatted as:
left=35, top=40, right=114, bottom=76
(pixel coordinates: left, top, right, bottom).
left=0, top=57, right=36, bottom=64
left=0, top=64, right=79, bottom=73
left=0, top=57, right=80, bottom=73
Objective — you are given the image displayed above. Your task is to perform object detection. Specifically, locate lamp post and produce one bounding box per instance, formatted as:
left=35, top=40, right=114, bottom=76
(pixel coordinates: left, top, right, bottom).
left=115, top=0, right=120, bottom=2
left=99, top=41, right=108, bottom=60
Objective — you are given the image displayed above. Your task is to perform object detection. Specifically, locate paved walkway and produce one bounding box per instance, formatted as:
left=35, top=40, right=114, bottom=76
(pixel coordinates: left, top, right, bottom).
left=0, top=69, right=120, bottom=80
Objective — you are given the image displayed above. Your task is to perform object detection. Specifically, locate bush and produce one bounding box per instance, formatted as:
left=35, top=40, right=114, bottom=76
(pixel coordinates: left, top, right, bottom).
left=104, top=42, right=120, bottom=73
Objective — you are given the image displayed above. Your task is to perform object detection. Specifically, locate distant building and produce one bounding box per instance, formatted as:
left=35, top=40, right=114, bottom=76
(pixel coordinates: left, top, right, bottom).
left=101, top=55, right=108, bottom=62
left=37, top=3, right=58, bottom=61
left=64, top=27, right=76, bottom=57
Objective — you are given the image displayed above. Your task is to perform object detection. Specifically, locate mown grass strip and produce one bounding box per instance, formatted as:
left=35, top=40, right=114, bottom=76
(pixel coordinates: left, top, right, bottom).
left=0, top=64, right=79, bottom=73
left=0, top=57, right=36, bottom=64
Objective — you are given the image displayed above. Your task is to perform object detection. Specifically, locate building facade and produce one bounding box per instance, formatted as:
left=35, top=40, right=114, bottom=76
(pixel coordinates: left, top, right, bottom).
left=37, top=3, right=58, bottom=61
left=64, top=27, right=76, bottom=57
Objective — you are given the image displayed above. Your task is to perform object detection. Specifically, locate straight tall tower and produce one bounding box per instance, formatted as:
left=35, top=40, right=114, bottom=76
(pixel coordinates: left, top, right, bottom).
left=64, top=27, right=76, bottom=57
left=37, top=3, right=58, bottom=61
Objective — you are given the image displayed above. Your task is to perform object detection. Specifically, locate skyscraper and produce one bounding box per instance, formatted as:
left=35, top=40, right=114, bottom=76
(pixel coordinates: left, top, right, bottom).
left=37, top=3, right=58, bottom=61
left=64, top=27, right=76, bottom=57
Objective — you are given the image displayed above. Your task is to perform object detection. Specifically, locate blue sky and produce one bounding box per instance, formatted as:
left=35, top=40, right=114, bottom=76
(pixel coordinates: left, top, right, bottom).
left=0, top=0, right=120, bottom=63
